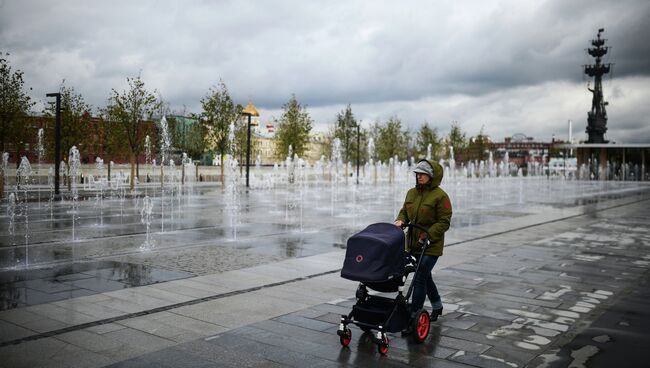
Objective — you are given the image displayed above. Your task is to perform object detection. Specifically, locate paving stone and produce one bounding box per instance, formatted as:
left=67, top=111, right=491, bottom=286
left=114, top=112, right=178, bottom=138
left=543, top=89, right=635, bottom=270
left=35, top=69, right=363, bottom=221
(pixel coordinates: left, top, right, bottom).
left=52, top=299, right=126, bottom=320
left=104, top=356, right=162, bottom=368
left=0, top=337, right=67, bottom=368
left=55, top=329, right=123, bottom=352
left=85, top=322, right=127, bottom=335
left=134, top=346, right=218, bottom=368
left=0, top=319, right=35, bottom=343
left=274, top=313, right=337, bottom=331
left=155, top=313, right=228, bottom=336
left=175, top=339, right=277, bottom=367
left=437, top=335, right=492, bottom=354
left=14, top=278, right=79, bottom=294
left=102, top=327, right=176, bottom=352
left=438, top=318, right=478, bottom=330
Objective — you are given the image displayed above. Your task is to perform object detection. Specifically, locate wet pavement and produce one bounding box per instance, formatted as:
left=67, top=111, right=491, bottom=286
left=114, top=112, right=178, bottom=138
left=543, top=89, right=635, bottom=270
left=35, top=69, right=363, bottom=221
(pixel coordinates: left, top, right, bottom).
left=0, top=178, right=649, bottom=367
left=0, top=261, right=193, bottom=310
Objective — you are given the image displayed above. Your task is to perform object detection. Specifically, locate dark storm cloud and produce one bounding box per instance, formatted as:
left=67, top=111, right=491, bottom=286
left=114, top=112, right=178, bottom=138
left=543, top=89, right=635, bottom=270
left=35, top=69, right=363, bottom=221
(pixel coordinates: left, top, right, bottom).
left=0, top=0, right=648, bottom=142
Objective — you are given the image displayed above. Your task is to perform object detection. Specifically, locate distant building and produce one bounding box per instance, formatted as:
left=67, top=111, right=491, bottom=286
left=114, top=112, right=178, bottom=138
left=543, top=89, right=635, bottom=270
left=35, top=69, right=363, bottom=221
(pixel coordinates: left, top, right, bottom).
left=254, top=130, right=276, bottom=166
left=491, top=134, right=552, bottom=167
left=304, top=132, right=329, bottom=163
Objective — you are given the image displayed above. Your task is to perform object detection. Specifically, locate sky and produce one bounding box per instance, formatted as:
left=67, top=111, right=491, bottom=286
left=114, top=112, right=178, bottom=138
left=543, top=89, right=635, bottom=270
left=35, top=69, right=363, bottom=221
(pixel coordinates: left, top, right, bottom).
left=1, top=0, right=649, bottom=143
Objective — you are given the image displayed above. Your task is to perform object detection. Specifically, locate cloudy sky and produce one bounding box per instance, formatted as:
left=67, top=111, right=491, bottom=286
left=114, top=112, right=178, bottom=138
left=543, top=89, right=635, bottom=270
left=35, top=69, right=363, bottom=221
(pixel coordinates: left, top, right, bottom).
left=2, top=0, right=649, bottom=143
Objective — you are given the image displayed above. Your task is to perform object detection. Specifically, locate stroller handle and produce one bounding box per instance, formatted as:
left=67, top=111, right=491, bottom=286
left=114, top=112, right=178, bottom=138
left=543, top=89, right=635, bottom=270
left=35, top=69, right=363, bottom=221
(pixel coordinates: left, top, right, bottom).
left=401, top=223, right=431, bottom=239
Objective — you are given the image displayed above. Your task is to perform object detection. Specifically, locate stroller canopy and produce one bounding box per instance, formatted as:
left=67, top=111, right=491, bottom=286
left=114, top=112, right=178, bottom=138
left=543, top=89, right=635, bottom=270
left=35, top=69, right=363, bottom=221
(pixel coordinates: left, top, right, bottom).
left=341, top=223, right=405, bottom=283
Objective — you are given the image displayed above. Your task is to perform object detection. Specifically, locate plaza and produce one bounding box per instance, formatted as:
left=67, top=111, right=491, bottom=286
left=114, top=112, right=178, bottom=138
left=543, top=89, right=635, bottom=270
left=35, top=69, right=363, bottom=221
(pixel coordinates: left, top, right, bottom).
left=1, top=171, right=649, bottom=367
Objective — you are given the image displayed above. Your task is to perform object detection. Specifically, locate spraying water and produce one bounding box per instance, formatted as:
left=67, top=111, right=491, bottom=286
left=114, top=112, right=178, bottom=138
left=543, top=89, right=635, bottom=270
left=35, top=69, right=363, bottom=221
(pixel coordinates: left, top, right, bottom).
left=144, top=135, right=152, bottom=193
left=69, top=146, right=81, bottom=242
left=224, top=122, right=239, bottom=240
left=1, top=152, right=8, bottom=181
left=36, top=128, right=45, bottom=208
left=286, top=145, right=295, bottom=184
left=17, top=156, right=33, bottom=267
left=47, top=167, right=54, bottom=220
left=95, top=157, right=105, bottom=226
left=331, top=138, right=342, bottom=183
left=7, top=192, right=16, bottom=240
left=158, top=116, right=172, bottom=189
left=139, top=195, right=154, bottom=250
left=367, top=138, right=376, bottom=184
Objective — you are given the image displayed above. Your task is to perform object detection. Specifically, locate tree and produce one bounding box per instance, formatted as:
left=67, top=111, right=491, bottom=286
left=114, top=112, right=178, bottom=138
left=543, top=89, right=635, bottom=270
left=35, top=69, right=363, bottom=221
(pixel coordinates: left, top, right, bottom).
left=0, top=53, right=34, bottom=161
left=447, top=121, right=467, bottom=158
left=44, top=82, right=93, bottom=165
left=404, top=127, right=416, bottom=162
left=200, top=81, right=239, bottom=185
left=105, top=76, right=161, bottom=191
left=273, top=94, right=312, bottom=159
left=467, top=126, right=490, bottom=161
left=416, top=122, right=442, bottom=160
left=181, top=117, right=206, bottom=160
left=375, top=116, right=408, bottom=162
left=333, top=104, right=358, bottom=163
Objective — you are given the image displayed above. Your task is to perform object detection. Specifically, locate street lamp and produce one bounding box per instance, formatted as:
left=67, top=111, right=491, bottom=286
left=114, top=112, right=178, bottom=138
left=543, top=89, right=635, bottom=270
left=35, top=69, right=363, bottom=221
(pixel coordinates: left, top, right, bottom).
left=46, top=92, right=62, bottom=195
left=241, top=101, right=259, bottom=188
left=356, top=120, right=361, bottom=185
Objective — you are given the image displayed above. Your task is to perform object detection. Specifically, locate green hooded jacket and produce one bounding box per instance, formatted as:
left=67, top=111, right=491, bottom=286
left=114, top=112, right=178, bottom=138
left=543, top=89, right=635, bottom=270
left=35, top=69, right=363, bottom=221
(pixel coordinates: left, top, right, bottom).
left=395, top=159, right=452, bottom=256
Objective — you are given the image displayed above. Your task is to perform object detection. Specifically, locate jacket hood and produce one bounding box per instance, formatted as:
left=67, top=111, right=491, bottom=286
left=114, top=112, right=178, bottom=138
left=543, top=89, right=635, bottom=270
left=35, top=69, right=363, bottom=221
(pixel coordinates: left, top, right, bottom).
left=416, top=159, right=443, bottom=188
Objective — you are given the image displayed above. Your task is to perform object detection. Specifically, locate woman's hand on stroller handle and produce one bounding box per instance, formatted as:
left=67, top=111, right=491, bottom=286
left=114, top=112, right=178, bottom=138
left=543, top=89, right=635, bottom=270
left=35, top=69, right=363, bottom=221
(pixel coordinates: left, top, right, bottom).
left=401, top=223, right=430, bottom=238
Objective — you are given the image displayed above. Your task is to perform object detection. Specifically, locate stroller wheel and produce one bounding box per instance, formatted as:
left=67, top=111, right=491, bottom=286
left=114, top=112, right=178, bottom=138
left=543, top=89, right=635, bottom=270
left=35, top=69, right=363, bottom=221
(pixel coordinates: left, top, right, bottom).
left=377, top=335, right=389, bottom=355
left=412, top=309, right=430, bottom=343
left=339, top=328, right=351, bottom=347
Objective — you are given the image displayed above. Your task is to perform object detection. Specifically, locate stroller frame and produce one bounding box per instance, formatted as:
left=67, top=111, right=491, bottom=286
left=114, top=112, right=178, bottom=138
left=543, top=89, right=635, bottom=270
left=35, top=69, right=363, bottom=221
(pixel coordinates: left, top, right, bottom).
left=337, top=223, right=433, bottom=355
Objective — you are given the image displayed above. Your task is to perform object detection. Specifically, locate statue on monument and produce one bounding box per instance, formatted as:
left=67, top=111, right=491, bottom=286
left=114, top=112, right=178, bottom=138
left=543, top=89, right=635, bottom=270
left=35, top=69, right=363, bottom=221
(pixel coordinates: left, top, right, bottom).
left=584, top=28, right=611, bottom=144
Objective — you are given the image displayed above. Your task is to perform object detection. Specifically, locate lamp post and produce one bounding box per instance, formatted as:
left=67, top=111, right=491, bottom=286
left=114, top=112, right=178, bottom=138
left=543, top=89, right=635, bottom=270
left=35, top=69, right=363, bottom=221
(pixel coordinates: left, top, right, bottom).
left=46, top=92, right=62, bottom=195
left=241, top=101, right=259, bottom=188
left=356, top=121, right=361, bottom=185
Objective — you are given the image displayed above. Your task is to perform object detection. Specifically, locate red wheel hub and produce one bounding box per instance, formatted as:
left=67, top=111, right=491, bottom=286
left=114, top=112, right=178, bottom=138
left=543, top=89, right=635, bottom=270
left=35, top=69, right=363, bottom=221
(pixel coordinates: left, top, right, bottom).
left=417, top=312, right=430, bottom=340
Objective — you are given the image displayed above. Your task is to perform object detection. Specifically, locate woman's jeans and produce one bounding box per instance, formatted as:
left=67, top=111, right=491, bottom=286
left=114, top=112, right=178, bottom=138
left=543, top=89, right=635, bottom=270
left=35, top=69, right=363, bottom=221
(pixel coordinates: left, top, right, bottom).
left=411, top=254, right=442, bottom=313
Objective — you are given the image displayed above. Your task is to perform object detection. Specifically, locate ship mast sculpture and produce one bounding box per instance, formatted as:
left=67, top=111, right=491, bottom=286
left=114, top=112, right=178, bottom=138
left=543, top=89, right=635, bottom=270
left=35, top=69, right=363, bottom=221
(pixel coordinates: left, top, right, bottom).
left=584, top=28, right=612, bottom=143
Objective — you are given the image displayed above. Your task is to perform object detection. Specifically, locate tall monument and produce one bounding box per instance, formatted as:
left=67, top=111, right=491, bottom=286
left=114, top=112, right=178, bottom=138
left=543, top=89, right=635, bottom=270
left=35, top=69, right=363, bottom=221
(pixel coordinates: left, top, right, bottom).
left=584, top=28, right=611, bottom=143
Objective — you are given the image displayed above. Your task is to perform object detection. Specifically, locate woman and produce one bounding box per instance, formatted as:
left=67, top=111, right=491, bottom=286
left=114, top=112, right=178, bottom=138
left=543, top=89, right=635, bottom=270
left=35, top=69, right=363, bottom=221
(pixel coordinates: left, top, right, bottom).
left=394, top=159, right=452, bottom=323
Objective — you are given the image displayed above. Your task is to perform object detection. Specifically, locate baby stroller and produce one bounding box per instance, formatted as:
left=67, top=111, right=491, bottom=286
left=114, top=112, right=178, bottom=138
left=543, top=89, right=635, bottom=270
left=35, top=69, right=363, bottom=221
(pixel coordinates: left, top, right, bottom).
left=337, top=222, right=432, bottom=355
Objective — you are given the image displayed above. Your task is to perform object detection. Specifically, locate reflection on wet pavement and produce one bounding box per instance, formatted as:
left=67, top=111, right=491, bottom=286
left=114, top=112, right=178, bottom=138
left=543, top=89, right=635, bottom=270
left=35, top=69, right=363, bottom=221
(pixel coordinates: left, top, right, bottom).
left=0, top=261, right=192, bottom=310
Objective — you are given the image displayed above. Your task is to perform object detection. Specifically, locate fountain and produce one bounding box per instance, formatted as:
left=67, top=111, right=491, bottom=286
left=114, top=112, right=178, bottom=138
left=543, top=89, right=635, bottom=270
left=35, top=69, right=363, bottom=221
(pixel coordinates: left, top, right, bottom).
left=68, top=146, right=81, bottom=242
left=16, top=156, right=33, bottom=267
left=36, top=128, right=45, bottom=208
left=286, top=145, right=295, bottom=184
left=144, top=135, right=152, bottom=192
left=0, top=131, right=648, bottom=273
left=448, top=146, right=456, bottom=179
left=47, top=167, right=54, bottom=220
left=139, top=195, right=154, bottom=250
left=158, top=116, right=172, bottom=189
left=331, top=139, right=342, bottom=183
left=7, top=192, right=16, bottom=242
left=367, top=138, right=376, bottom=184
left=224, top=122, right=240, bottom=240
left=95, top=157, right=105, bottom=226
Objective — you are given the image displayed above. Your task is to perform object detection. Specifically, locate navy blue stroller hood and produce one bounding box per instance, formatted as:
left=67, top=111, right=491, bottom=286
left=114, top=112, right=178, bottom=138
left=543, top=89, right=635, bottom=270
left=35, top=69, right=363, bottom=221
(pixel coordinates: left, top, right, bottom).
left=341, top=223, right=406, bottom=283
